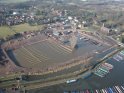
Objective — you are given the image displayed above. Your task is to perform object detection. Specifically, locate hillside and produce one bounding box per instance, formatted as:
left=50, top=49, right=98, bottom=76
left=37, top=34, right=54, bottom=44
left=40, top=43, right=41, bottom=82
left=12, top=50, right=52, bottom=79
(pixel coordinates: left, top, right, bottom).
left=0, top=0, right=30, bottom=4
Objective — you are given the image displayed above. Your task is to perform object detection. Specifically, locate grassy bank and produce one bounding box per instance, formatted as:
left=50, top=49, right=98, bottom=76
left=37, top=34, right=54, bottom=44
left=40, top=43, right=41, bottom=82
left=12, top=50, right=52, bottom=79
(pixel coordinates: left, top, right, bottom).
left=0, top=23, right=44, bottom=38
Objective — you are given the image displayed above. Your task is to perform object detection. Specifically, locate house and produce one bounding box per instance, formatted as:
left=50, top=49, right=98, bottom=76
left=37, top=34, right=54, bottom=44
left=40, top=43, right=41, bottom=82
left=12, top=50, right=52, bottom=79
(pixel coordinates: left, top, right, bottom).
left=63, top=31, right=72, bottom=35
left=53, top=31, right=59, bottom=37
left=63, top=25, right=72, bottom=29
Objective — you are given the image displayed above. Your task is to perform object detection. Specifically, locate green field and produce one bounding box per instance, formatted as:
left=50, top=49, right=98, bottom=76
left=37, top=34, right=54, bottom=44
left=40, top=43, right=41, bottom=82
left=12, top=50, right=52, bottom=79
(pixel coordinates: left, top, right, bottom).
left=0, top=23, right=44, bottom=38
left=0, top=0, right=30, bottom=3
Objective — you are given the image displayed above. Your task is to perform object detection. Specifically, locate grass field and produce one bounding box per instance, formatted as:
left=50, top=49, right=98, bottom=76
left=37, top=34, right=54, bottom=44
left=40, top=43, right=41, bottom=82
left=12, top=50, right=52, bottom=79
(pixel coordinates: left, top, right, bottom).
left=0, top=0, right=30, bottom=3
left=0, top=26, right=15, bottom=38
left=0, top=23, right=44, bottom=38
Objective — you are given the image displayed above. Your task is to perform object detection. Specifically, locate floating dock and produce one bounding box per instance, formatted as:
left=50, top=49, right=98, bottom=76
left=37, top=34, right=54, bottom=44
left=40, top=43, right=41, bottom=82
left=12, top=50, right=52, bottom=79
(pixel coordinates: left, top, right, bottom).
left=113, top=50, right=124, bottom=62
left=93, top=62, right=113, bottom=78
left=64, top=85, right=124, bottom=93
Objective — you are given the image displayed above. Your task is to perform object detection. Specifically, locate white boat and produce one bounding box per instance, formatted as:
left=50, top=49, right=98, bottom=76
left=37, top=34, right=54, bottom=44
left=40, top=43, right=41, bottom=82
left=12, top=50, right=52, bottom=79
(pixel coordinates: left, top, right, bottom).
left=121, top=86, right=124, bottom=91
left=115, top=86, right=123, bottom=93
left=66, top=79, right=77, bottom=83
left=102, top=89, right=106, bottom=93
left=116, top=54, right=123, bottom=60
left=102, top=63, right=113, bottom=69
left=104, top=63, right=113, bottom=68
left=113, top=56, right=120, bottom=62
left=120, top=51, right=124, bottom=55
left=118, top=53, right=124, bottom=57
left=95, top=90, right=99, bottom=93
left=94, top=72, right=104, bottom=77
left=113, top=56, right=120, bottom=61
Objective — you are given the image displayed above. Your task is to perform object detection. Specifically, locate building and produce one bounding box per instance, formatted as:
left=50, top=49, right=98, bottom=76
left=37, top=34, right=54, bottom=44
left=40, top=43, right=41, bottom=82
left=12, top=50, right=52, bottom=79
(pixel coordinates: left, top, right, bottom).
left=100, top=24, right=111, bottom=35
left=70, top=34, right=77, bottom=49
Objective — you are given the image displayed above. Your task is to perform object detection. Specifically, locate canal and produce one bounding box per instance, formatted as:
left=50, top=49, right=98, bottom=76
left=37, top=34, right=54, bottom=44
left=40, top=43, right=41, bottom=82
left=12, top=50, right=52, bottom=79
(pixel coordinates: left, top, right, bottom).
left=27, top=47, right=124, bottom=93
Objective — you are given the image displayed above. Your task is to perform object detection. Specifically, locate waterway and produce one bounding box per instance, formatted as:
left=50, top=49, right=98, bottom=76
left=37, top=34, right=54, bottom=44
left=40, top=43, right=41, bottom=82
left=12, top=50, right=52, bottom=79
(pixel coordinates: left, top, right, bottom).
left=6, top=34, right=123, bottom=93
left=28, top=47, right=124, bottom=93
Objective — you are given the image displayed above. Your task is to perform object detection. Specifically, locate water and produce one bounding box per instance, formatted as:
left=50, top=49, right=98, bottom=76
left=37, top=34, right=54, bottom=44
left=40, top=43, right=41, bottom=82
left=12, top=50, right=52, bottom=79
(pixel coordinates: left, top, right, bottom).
left=7, top=36, right=122, bottom=93
left=28, top=48, right=124, bottom=93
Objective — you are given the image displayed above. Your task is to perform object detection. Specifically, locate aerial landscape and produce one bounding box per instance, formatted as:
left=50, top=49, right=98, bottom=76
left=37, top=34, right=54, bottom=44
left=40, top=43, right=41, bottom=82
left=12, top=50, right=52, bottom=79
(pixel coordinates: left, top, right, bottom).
left=0, top=0, right=124, bottom=93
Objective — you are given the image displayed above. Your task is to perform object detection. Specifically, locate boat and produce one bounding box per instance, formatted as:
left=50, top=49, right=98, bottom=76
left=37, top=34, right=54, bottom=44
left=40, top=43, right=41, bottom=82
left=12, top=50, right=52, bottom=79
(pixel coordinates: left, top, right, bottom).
left=99, top=90, right=103, bottom=93
left=118, top=53, right=124, bottom=57
left=104, top=89, right=108, bottom=93
left=94, top=71, right=104, bottom=75
left=118, top=53, right=124, bottom=60
left=86, top=89, right=90, bottom=93
left=120, top=53, right=124, bottom=56
left=94, top=72, right=104, bottom=77
left=98, top=69, right=109, bottom=75
left=107, top=88, right=112, bottom=93
left=116, top=54, right=123, bottom=60
left=121, top=86, right=124, bottom=90
left=102, top=64, right=113, bottom=70
left=113, top=56, right=120, bottom=62
left=95, top=72, right=106, bottom=76
left=115, top=86, right=123, bottom=93
left=102, top=89, right=106, bottom=93
left=113, top=86, right=119, bottom=93
left=121, top=86, right=124, bottom=91
left=108, top=88, right=114, bottom=93
left=98, top=67, right=108, bottom=72
left=98, top=67, right=109, bottom=73
left=120, top=51, right=124, bottom=55
left=66, top=79, right=77, bottom=84
left=95, top=90, right=99, bottom=93
left=102, top=63, right=113, bottom=69
left=97, top=69, right=108, bottom=75
left=104, top=63, right=113, bottom=68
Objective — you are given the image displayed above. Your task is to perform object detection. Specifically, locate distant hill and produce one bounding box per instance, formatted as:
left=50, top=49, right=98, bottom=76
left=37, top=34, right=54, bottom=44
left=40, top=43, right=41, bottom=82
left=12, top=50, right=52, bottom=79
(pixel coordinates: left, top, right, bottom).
left=0, top=0, right=30, bottom=4
left=79, top=0, right=124, bottom=5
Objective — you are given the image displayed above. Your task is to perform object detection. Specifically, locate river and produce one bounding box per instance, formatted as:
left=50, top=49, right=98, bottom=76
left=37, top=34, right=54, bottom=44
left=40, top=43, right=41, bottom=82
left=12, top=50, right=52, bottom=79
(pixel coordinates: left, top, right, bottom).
left=27, top=47, right=124, bottom=93
left=6, top=34, right=123, bottom=93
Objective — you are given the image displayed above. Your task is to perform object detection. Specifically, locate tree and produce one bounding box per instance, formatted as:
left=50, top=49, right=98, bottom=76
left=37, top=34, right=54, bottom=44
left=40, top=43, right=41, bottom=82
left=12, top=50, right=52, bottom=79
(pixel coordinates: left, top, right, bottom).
left=36, top=10, right=42, bottom=15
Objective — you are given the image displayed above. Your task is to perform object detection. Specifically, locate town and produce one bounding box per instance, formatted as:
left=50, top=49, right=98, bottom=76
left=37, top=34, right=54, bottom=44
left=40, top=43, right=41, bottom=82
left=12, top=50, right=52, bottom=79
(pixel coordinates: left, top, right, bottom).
left=0, top=0, right=124, bottom=93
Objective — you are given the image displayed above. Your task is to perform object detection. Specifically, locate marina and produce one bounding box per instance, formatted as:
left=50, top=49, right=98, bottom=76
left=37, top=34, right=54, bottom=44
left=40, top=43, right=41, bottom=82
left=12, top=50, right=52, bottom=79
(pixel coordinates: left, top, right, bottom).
left=113, top=50, right=124, bottom=62
left=64, top=85, right=124, bottom=93
left=93, top=62, right=113, bottom=78
left=28, top=47, right=124, bottom=93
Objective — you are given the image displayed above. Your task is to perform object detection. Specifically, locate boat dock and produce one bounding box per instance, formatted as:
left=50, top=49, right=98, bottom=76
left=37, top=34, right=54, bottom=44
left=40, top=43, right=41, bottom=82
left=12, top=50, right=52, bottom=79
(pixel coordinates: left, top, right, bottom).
left=113, top=50, right=124, bottom=62
left=93, top=62, right=113, bottom=78
left=64, top=85, right=124, bottom=93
